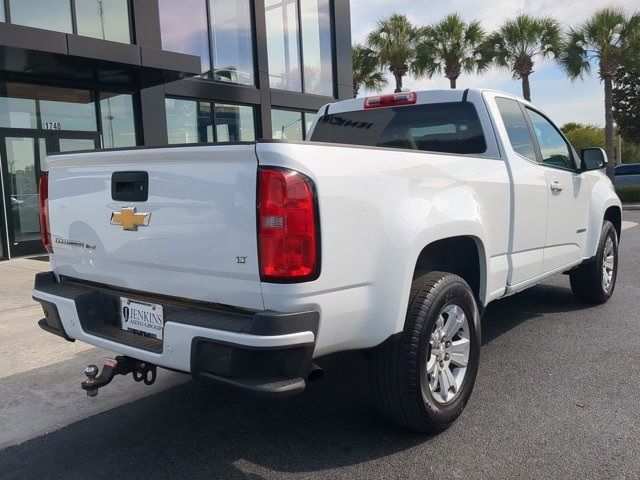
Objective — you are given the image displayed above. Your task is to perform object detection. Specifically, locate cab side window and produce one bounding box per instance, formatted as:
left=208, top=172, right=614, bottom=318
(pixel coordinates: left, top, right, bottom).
left=526, top=109, right=575, bottom=170
left=495, top=97, right=537, bottom=162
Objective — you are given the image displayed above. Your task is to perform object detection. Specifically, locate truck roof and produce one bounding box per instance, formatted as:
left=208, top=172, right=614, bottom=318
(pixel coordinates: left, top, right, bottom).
left=323, top=88, right=528, bottom=116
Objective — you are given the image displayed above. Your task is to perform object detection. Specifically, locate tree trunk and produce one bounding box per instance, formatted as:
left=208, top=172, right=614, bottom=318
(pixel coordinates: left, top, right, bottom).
left=521, top=74, right=531, bottom=102
left=354, top=85, right=359, bottom=97
left=604, top=76, right=615, bottom=180
left=449, top=77, right=457, bottom=89
left=394, top=73, right=403, bottom=93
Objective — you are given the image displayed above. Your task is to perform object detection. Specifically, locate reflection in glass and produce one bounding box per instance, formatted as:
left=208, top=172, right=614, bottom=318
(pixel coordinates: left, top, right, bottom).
left=495, top=97, right=537, bottom=162
left=100, top=93, right=136, bottom=148
left=271, top=109, right=303, bottom=140
left=215, top=104, right=255, bottom=142
left=165, top=98, right=256, bottom=144
left=75, top=0, right=131, bottom=43
left=209, top=0, right=255, bottom=85
left=0, top=3, right=5, bottom=22
left=266, top=0, right=301, bottom=91
left=165, top=98, right=199, bottom=144
left=39, top=89, right=97, bottom=132
left=198, top=101, right=214, bottom=142
left=6, top=138, right=40, bottom=242
left=9, top=0, right=73, bottom=33
left=0, top=97, right=37, bottom=129
left=304, top=112, right=317, bottom=137
left=159, top=0, right=211, bottom=76
left=59, top=138, right=97, bottom=152
left=300, top=0, right=333, bottom=96
left=526, top=109, right=573, bottom=169
left=38, top=138, right=48, bottom=173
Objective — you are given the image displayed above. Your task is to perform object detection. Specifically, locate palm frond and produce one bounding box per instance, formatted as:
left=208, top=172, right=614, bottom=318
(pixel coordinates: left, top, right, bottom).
left=352, top=44, right=388, bottom=96
left=562, top=7, right=637, bottom=80
left=560, top=28, right=591, bottom=79
left=413, top=13, right=487, bottom=85
left=366, top=13, right=420, bottom=74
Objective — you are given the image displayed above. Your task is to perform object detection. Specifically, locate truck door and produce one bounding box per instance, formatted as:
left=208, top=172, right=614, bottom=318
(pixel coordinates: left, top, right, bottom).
left=492, top=96, right=548, bottom=286
left=524, top=108, right=590, bottom=272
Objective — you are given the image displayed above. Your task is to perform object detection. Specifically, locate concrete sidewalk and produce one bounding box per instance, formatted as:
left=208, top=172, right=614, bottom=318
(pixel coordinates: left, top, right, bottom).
left=0, top=258, right=188, bottom=449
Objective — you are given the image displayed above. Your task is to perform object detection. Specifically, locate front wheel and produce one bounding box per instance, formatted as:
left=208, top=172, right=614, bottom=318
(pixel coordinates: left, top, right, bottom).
left=368, top=271, right=481, bottom=433
left=570, top=220, right=619, bottom=304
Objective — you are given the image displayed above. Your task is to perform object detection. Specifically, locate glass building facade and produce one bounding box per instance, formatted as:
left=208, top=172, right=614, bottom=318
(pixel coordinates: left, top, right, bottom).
left=0, top=0, right=353, bottom=259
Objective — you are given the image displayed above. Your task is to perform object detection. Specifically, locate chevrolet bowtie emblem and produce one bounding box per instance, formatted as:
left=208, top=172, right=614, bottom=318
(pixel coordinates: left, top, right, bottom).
left=110, top=207, right=151, bottom=231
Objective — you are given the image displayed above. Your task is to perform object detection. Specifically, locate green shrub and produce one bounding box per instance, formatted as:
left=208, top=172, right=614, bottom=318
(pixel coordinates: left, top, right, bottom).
left=616, top=186, right=640, bottom=203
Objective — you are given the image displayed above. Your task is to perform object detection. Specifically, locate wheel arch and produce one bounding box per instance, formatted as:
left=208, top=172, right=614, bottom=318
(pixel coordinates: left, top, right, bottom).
left=412, top=235, right=488, bottom=307
left=604, top=205, right=622, bottom=239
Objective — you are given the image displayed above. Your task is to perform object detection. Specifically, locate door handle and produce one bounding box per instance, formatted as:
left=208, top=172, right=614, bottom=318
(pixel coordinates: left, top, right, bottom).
left=550, top=180, right=563, bottom=192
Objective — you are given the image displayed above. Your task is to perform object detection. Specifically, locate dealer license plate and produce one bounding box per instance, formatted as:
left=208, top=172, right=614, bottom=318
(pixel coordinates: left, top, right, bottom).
left=120, top=297, right=164, bottom=340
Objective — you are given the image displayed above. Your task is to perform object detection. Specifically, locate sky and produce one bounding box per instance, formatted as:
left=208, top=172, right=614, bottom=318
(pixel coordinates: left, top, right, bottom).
left=349, top=0, right=640, bottom=127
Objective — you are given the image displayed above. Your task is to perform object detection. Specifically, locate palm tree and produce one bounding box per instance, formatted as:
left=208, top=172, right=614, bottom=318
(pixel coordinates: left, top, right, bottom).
left=413, top=13, right=487, bottom=89
left=482, top=14, right=562, bottom=101
left=561, top=7, right=640, bottom=179
left=367, top=14, right=420, bottom=93
left=352, top=44, right=388, bottom=97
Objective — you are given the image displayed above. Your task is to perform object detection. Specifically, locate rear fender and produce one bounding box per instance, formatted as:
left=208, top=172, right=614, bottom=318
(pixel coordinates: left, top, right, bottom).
left=393, top=220, right=490, bottom=336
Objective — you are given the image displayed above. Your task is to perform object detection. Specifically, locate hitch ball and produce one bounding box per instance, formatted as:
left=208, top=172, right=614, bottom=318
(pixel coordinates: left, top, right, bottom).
left=84, top=365, right=100, bottom=397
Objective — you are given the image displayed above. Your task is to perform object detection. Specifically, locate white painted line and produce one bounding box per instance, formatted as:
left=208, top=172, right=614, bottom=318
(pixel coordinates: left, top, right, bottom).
left=622, top=221, right=638, bottom=231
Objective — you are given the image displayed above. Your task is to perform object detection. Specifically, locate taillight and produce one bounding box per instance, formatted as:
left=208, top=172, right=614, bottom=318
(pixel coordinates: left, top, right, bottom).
left=257, top=167, right=320, bottom=282
left=364, top=92, right=417, bottom=109
left=38, top=173, right=52, bottom=253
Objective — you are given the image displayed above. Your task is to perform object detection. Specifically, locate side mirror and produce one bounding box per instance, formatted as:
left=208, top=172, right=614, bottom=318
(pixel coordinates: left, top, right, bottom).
left=580, top=148, right=608, bottom=171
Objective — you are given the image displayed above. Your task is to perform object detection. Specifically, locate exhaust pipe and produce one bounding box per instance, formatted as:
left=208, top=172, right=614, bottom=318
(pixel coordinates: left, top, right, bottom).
left=307, top=363, right=324, bottom=383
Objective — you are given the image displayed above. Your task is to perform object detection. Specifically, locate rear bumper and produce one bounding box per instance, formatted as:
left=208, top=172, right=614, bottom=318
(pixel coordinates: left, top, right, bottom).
left=33, top=272, right=318, bottom=396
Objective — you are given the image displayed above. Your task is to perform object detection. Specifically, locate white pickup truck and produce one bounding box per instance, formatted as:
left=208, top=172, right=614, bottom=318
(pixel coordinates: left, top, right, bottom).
left=33, top=89, right=621, bottom=432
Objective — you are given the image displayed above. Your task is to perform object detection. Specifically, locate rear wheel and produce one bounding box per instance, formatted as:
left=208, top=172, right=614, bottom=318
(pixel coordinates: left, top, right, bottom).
left=570, top=220, right=619, bottom=304
left=368, top=271, right=481, bottom=432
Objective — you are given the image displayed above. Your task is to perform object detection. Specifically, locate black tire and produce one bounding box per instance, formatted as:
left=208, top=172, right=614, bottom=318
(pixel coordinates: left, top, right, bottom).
left=570, top=220, right=619, bottom=304
left=368, top=271, right=481, bottom=433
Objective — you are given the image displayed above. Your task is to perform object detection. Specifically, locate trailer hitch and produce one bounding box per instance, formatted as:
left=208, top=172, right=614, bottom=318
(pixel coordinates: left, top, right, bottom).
left=82, top=356, right=157, bottom=397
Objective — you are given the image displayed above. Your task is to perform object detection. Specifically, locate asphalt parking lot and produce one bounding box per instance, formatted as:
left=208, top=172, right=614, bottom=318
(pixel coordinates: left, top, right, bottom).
left=1, top=212, right=639, bottom=480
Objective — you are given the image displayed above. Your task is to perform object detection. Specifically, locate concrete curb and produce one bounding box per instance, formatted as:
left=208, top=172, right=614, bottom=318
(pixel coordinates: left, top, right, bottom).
left=622, top=204, right=640, bottom=211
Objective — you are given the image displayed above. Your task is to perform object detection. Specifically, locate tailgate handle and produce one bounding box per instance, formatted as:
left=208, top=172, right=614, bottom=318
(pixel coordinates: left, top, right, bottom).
left=112, top=171, right=149, bottom=202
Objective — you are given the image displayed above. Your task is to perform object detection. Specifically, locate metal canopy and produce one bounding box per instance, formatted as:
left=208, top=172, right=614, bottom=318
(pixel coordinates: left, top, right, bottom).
left=0, top=23, right=200, bottom=90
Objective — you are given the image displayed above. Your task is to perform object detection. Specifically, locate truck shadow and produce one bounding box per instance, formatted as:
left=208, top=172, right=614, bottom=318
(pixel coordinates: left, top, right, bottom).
left=481, top=278, right=593, bottom=346
left=0, top=279, right=598, bottom=480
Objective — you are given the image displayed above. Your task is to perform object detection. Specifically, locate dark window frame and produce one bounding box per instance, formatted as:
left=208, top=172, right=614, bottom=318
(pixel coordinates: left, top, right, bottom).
left=99, top=91, right=139, bottom=148
left=73, top=0, right=133, bottom=44
left=3, top=0, right=133, bottom=43
left=165, top=95, right=258, bottom=144
left=270, top=107, right=316, bottom=140
left=207, top=0, right=258, bottom=87
left=159, top=0, right=257, bottom=86
left=265, top=0, right=336, bottom=97
left=0, top=80, right=139, bottom=147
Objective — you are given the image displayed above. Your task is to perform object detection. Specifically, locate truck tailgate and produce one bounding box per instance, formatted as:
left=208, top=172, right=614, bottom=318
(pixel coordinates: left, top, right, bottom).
left=47, top=144, right=263, bottom=310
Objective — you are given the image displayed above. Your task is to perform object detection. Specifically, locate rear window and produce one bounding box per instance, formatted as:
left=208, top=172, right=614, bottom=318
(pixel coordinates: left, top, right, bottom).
left=616, top=164, right=640, bottom=175
left=310, top=102, right=487, bottom=155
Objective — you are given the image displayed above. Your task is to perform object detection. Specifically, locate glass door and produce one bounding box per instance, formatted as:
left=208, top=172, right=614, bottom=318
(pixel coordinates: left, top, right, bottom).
left=0, top=131, right=99, bottom=257
left=0, top=134, right=50, bottom=257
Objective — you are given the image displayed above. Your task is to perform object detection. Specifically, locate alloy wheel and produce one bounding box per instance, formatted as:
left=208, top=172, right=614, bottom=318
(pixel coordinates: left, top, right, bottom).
left=426, top=304, right=471, bottom=404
